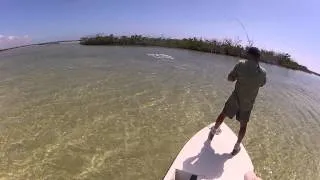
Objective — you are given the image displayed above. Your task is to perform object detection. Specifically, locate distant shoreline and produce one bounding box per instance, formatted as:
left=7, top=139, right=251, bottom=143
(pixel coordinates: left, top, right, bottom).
left=80, top=34, right=320, bottom=76
left=0, top=40, right=80, bottom=52
left=1, top=38, right=319, bottom=77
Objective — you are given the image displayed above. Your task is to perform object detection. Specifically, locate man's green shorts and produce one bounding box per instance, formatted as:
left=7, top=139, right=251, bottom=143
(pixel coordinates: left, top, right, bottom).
left=222, top=92, right=252, bottom=123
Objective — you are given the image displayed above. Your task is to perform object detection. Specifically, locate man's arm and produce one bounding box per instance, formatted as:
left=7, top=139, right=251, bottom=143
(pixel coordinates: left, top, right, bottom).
left=228, top=63, right=240, bottom=82
left=259, top=69, right=267, bottom=87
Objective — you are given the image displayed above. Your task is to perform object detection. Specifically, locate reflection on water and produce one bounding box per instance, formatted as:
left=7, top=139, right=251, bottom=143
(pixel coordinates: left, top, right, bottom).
left=0, top=45, right=319, bottom=180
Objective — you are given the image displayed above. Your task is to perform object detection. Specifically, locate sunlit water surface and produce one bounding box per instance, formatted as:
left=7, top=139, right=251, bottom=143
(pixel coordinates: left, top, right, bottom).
left=0, top=45, right=319, bottom=180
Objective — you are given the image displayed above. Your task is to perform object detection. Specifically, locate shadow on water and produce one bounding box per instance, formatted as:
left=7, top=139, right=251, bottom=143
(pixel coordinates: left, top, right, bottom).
left=182, top=141, right=232, bottom=179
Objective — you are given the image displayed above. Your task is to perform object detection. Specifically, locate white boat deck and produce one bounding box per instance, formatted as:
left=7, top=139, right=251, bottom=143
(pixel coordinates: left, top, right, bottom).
left=164, top=123, right=254, bottom=180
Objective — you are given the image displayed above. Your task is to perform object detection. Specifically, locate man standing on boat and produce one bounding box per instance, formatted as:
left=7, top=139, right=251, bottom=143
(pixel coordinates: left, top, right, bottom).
left=208, top=47, right=267, bottom=155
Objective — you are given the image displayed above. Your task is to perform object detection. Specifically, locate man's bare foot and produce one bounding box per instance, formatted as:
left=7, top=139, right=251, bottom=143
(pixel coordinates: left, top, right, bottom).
left=231, top=143, right=241, bottom=156
left=207, top=127, right=222, bottom=141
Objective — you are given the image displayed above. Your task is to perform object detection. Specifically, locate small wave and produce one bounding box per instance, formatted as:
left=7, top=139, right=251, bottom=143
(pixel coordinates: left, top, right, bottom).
left=146, top=53, right=174, bottom=60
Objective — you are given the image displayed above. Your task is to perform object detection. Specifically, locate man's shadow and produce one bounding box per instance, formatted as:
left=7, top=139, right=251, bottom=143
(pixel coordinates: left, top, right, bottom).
left=182, top=140, right=232, bottom=179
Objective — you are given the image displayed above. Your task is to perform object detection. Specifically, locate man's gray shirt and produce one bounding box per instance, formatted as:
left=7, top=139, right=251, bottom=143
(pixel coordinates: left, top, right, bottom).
left=228, top=59, right=267, bottom=111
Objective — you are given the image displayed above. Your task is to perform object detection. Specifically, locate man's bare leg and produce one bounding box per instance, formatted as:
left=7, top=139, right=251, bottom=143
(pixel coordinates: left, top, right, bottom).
left=232, top=121, right=248, bottom=155
left=207, top=112, right=226, bottom=141
left=236, top=121, right=248, bottom=144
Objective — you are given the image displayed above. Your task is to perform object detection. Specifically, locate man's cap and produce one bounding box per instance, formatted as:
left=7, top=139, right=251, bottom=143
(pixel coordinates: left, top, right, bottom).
left=247, top=47, right=261, bottom=58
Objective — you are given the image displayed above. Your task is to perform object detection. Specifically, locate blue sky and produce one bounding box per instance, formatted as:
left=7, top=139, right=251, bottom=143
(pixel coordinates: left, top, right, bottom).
left=1, top=0, right=319, bottom=72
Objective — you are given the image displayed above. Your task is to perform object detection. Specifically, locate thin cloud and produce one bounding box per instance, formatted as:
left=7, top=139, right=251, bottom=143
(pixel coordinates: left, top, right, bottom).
left=0, top=35, right=32, bottom=49
left=8, top=36, right=16, bottom=40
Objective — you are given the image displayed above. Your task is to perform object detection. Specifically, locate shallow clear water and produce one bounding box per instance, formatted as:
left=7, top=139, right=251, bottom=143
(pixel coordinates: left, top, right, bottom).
left=0, top=44, right=319, bottom=180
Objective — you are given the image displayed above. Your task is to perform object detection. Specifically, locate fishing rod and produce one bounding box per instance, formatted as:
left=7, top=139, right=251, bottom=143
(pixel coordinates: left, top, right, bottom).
left=233, top=18, right=263, bottom=70
left=234, top=18, right=253, bottom=47
left=210, top=17, right=253, bottom=50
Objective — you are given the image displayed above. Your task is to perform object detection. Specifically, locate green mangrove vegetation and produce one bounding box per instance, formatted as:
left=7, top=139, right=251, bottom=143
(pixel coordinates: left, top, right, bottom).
left=80, top=34, right=317, bottom=75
